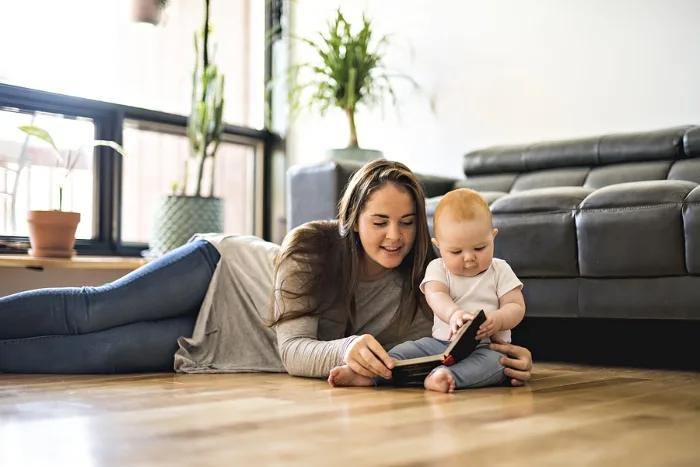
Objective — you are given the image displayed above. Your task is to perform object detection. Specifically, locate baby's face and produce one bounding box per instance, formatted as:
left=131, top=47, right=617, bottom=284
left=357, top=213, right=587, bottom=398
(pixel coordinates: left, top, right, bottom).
left=433, top=215, right=497, bottom=277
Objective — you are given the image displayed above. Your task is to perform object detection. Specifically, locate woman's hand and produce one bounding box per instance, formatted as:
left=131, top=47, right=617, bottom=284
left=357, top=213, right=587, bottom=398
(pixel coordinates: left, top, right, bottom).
left=488, top=335, right=533, bottom=386
left=344, top=334, right=394, bottom=379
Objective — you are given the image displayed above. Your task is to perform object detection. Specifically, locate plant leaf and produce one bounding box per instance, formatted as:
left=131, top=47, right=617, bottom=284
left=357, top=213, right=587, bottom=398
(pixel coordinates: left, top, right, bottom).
left=18, top=125, right=64, bottom=163
left=90, top=140, right=127, bottom=157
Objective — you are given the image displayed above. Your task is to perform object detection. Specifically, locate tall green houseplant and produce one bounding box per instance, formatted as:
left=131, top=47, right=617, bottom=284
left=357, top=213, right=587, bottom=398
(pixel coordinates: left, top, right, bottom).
left=286, top=8, right=419, bottom=161
left=149, top=0, right=226, bottom=257
left=186, top=0, right=225, bottom=198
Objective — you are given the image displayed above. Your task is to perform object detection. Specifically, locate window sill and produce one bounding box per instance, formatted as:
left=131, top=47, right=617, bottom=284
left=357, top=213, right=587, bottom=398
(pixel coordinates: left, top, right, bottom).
left=0, top=254, right=146, bottom=271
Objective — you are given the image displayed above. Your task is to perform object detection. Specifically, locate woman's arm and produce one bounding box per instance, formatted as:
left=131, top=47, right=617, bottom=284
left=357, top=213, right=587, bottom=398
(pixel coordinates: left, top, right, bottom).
left=276, top=315, right=395, bottom=379
left=273, top=260, right=394, bottom=379
left=275, top=314, right=357, bottom=378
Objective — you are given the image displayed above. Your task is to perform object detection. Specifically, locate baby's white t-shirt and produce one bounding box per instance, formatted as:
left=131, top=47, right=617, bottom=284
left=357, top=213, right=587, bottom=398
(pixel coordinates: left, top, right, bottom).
left=419, top=257, right=523, bottom=343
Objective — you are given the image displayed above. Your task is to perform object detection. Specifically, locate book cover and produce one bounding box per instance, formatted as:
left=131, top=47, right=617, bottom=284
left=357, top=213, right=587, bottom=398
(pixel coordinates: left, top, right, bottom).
left=391, top=309, right=487, bottom=387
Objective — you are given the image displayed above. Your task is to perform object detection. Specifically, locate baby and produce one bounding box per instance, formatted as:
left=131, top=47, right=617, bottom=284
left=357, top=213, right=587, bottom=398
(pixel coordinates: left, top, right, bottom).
left=328, top=188, right=526, bottom=393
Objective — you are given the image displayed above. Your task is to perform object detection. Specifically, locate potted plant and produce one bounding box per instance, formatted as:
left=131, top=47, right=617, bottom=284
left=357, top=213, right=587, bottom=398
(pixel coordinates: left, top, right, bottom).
left=148, top=0, right=226, bottom=257
left=132, top=0, right=169, bottom=25
left=17, top=125, right=126, bottom=258
left=284, top=8, right=421, bottom=162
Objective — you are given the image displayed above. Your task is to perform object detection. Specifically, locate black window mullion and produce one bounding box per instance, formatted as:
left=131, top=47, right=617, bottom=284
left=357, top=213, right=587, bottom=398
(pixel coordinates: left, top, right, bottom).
left=91, top=110, right=124, bottom=253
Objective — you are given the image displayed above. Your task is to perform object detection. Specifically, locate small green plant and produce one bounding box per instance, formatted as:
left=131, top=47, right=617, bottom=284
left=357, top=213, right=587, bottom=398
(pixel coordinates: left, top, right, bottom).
left=284, top=8, right=421, bottom=148
left=18, top=125, right=126, bottom=211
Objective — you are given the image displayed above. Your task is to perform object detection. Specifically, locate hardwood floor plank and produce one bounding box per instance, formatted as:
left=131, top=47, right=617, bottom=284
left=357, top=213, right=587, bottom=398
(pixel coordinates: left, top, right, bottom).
left=0, top=364, right=698, bottom=466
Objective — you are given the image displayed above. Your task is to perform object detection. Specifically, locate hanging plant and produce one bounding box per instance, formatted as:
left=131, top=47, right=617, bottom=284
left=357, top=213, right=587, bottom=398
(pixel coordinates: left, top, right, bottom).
left=132, top=0, right=169, bottom=25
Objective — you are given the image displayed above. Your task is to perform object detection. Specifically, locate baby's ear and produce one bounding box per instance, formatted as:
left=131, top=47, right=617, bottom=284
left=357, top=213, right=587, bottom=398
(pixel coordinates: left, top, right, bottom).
left=431, top=238, right=439, bottom=248
left=492, top=228, right=499, bottom=238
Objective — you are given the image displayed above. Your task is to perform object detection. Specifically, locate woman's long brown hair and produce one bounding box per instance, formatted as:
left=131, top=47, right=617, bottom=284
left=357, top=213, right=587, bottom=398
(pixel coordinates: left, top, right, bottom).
left=270, top=160, right=435, bottom=336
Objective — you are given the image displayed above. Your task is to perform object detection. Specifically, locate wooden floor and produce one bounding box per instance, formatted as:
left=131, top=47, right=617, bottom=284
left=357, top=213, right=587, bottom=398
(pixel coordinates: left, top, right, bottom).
left=1, top=364, right=699, bottom=467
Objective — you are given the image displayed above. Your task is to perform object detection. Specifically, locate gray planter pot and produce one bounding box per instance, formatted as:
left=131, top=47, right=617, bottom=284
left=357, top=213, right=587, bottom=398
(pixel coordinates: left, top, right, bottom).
left=326, top=147, right=384, bottom=163
left=149, top=195, right=224, bottom=257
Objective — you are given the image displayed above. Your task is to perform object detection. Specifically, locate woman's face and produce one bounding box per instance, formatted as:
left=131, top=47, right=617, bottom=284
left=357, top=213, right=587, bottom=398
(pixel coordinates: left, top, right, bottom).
left=355, top=183, right=417, bottom=280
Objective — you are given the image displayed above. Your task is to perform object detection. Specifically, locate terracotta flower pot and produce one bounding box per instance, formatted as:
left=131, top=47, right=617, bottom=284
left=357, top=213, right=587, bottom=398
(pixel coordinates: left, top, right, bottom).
left=27, top=210, right=81, bottom=258
left=132, top=0, right=163, bottom=25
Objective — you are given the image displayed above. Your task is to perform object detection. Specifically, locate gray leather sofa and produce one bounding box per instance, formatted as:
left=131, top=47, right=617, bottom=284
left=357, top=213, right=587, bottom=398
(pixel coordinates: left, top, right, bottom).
left=286, top=125, right=700, bottom=322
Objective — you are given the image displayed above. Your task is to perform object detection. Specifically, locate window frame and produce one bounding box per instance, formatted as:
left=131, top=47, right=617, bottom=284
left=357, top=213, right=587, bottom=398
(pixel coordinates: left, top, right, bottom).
left=0, top=83, right=275, bottom=257
left=0, top=0, right=285, bottom=256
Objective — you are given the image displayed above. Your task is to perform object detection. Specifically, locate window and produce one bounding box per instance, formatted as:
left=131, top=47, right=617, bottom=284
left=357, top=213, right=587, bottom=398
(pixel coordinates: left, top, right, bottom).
left=0, top=0, right=282, bottom=255
left=0, top=109, right=96, bottom=240
left=0, top=0, right=265, bottom=129
left=121, top=121, right=262, bottom=245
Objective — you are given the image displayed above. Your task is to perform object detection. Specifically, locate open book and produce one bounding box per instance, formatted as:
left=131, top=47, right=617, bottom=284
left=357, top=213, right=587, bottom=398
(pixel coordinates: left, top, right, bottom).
left=391, top=309, right=487, bottom=387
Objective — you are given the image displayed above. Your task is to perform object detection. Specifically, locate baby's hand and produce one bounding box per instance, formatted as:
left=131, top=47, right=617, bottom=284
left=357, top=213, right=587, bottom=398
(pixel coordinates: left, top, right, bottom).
left=476, top=312, right=503, bottom=340
left=448, top=310, right=475, bottom=339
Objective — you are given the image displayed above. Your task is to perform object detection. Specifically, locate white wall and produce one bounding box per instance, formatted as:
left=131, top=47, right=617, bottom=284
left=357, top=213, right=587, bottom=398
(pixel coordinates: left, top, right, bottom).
left=286, top=0, right=700, bottom=178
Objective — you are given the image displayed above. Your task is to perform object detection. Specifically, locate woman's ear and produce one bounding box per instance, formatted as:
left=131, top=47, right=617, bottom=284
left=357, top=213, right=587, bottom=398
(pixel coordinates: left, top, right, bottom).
left=492, top=228, right=499, bottom=238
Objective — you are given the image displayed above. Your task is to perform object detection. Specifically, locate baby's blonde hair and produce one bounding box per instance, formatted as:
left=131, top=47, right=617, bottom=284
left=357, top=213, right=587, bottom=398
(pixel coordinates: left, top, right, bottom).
left=433, top=188, right=492, bottom=236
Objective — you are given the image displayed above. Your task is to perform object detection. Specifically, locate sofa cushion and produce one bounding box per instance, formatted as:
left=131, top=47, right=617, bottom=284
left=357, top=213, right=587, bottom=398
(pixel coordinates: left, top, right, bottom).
left=491, top=187, right=593, bottom=213
left=524, top=138, right=600, bottom=171
left=597, top=126, right=689, bottom=165
left=684, top=185, right=700, bottom=275
left=462, top=126, right=696, bottom=177
left=511, top=167, right=590, bottom=192
left=455, top=174, right=516, bottom=193
left=583, top=161, right=671, bottom=189
left=668, top=159, right=700, bottom=184
left=579, top=180, right=696, bottom=207
left=576, top=180, right=697, bottom=277
left=462, top=146, right=527, bottom=176
left=491, top=187, right=590, bottom=278
left=418, top=174, right=460, bottom=199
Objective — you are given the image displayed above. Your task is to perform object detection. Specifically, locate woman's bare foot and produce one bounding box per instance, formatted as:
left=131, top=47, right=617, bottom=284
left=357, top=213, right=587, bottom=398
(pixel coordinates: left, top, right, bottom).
left=328, top=365, right=375, bottom=387
left=424, top=368, right=456, bottom=393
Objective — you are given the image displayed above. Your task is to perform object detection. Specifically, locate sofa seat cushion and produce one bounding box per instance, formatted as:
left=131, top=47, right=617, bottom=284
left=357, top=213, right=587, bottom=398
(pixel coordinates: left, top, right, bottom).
left=577, top=180, right=698, bottom=278
left=489, top=187, right=592, bottom=278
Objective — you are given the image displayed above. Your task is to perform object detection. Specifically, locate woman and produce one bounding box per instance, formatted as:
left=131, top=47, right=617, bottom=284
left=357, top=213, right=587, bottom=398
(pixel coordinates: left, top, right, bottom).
left=0, top=160, right=532, bottom=385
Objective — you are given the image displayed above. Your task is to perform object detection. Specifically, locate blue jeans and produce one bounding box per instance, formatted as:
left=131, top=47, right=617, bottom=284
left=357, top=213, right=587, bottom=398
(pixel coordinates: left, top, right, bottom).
left=0, top=239, right=220, bottom=374
left=378, top=337, right=507, bottom=389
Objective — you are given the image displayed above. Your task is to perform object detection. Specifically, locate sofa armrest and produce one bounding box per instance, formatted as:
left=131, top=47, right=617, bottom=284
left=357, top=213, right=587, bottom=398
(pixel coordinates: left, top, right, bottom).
left=286, top=160, right=363, bottom=231
left=286, top=160, right=458, bottom=231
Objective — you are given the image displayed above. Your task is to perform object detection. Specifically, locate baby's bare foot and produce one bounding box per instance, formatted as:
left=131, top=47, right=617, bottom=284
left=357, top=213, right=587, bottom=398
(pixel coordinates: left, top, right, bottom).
left=328, top=365, right=375, bottom=387
left=424, top=368, right=456, bottom=393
